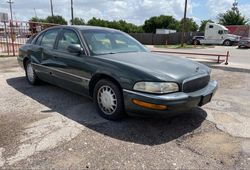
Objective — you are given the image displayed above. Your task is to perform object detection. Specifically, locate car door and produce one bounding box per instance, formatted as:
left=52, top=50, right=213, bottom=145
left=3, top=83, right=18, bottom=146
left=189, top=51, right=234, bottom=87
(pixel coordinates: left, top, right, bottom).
left=49, top=28, right=92, bottom=96
left=31, top=28, right=61, bottom=84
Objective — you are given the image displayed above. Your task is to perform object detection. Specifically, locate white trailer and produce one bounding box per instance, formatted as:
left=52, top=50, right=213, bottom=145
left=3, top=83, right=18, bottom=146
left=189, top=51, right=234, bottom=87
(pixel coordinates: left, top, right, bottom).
left=200, top=23, right=240, bottom=46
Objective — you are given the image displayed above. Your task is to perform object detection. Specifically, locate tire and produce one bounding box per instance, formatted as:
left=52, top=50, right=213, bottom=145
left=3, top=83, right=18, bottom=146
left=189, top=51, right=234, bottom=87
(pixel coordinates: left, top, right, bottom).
left=223, top=40, right=232, bottom=46
left=193, top=39, right=200, bottom=45
left=25, top=60, right=40, bottom=85
left=93, top=79, right=125, bottom=120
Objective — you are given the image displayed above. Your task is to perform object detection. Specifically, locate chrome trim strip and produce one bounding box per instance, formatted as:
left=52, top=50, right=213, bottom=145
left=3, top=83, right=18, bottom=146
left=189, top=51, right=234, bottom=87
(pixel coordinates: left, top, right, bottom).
left=123, top=89, right=189, bottom=101
left=32, top=63, right=91, bottom=81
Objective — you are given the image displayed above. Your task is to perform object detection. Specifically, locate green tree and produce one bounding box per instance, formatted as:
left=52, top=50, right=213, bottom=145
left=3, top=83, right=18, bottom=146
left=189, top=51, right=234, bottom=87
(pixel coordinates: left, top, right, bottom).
left=30, top=17, right=45, bottom=23
left=87, top=17, right=108, bottom=27
left=46, top=15, right=67, bottom=25
left=199, top=19, right=214, bottom=32
left=71, top=17, right=85, bottom=25
left=142, top=15, right=179, bottom=33
left=178, top=18, right=198, bottom=32
left=218, top=10, right=248, bottom=25
left=87, top=17, right=143, bottom=33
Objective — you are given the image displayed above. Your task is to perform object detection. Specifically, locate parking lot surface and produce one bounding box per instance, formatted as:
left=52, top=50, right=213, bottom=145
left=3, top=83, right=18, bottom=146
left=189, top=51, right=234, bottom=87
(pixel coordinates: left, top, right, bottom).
left=0, top=47, right=250, bottom=169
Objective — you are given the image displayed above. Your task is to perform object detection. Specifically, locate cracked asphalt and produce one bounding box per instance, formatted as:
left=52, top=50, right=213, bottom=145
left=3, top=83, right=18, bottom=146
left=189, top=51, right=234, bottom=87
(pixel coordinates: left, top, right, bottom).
left=0, top=48, right=250, bottom=169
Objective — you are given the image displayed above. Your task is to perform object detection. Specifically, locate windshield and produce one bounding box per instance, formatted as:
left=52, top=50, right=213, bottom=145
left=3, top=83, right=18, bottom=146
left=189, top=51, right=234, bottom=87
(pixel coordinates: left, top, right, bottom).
left=224, top=30, right=228, bottom=34
left=81, top=30, right=147, bottom=55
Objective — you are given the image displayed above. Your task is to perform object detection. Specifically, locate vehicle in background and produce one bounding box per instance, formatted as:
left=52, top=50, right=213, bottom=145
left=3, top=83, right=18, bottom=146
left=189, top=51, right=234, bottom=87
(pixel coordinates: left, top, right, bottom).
left=200, top=23, right=240, bottom=46
left=238, top=37, right=250, bottom=48
left=192, top=36, right=204, bottom=45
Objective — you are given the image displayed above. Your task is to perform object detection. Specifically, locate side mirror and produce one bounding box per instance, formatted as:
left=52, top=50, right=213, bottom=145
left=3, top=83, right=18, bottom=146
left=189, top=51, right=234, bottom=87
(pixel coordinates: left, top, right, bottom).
left=67, top=44, right=83, bottom=54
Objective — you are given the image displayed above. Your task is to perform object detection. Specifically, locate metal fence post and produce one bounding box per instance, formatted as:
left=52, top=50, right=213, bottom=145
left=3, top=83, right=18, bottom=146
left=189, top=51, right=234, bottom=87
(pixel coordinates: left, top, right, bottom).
left=10, top=20, right=15, bottom=56
left=225, top=51, right=229, bottom=65
left=217, top=56, right=220, bottom=63
left=3, top=21, right=10, bottom=55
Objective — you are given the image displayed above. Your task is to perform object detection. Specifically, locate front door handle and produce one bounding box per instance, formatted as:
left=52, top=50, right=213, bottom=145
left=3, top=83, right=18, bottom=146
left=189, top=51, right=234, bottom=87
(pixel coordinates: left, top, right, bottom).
left=52, top=55, right=58, bottom=59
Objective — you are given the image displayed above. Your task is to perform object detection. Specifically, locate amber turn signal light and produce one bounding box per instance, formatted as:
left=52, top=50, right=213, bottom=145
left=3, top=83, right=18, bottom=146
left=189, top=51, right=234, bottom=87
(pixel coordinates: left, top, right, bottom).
left=132, top=99, right=167, bottom=110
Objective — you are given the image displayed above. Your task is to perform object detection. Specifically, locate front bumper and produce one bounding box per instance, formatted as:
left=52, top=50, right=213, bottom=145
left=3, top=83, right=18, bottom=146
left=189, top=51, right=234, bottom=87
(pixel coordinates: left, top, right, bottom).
left=17, top=56, right=24, bottom=69
left=123, top=80, right=218, bottom=117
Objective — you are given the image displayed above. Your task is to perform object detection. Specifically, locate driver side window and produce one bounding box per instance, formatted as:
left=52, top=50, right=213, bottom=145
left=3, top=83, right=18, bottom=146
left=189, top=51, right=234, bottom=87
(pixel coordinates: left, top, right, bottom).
left=218, top=30, right=223, bottom=35
left=57, top=29, right=81, bottom=52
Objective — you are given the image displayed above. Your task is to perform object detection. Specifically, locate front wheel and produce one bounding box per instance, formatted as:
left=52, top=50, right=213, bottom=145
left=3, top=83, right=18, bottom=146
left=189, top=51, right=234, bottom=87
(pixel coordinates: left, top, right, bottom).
left=223, top=40, right=232, bottom=46
left=93, top=79, right=125, bottom=120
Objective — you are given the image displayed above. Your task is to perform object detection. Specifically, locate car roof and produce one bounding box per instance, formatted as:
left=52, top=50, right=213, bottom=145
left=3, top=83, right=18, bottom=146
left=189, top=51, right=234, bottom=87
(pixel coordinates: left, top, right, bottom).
left=49, top=25, right=121, bottom=32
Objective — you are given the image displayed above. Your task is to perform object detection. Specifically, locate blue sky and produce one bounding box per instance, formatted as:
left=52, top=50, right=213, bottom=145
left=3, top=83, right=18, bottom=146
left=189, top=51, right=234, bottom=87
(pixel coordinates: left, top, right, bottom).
left=191, top=0, right=250, bottom=22
left=0, top=0, right=250, bottom=25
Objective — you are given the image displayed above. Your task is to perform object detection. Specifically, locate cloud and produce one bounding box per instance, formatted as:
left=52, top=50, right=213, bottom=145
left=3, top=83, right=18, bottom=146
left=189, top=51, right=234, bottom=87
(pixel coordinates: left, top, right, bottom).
left=0, top=0, right=194, bottom=25
left=239, top=4, right=250, bottom=22
left=206, top=0, right=233, bottom=14
left=0, top=0, right=249, bottom=25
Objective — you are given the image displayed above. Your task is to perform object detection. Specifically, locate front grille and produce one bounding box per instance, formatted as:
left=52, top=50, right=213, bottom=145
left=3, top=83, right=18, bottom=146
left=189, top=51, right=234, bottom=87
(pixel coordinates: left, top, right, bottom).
left=182, top=75, right=210, bottom=93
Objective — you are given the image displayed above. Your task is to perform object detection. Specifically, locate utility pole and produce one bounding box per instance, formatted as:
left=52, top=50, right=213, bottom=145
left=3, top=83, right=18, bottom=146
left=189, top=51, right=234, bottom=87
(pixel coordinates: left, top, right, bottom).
left=7, top=0, right=14, bottom=21
left=34, top=8, right=37, bottom=18
left=71, top=0, right=74, bottom=25
left=181, top=0, right=188, bottom=47
left=50, top=0, right=54, bottom=17
left=232, top=0, right=239, bottom=12
left=7, top=0, right=15, bottom=56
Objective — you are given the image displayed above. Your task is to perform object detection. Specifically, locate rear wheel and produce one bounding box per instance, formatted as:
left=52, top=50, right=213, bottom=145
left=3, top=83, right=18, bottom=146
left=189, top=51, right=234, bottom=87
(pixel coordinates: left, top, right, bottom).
left=93, top=79, right=125, bottom=120
left=193, top=39, right=200, bottom=45
left=25, top=60, right=40, bottom=85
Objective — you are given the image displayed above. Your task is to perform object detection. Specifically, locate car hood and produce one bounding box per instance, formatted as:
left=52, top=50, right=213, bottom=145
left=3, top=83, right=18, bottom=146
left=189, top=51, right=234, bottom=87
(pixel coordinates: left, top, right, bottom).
left=97, top=52, right=210, bottom=82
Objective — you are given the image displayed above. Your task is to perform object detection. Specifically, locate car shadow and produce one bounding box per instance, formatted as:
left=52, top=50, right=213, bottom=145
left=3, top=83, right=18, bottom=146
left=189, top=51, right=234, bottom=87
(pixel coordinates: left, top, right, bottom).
left=6, top=77, right=207, bottom=146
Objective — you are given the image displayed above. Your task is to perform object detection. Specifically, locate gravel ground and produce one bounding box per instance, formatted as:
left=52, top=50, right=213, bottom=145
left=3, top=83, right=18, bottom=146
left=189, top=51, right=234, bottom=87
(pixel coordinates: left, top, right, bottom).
left=0, top=56, right=250, bottom=169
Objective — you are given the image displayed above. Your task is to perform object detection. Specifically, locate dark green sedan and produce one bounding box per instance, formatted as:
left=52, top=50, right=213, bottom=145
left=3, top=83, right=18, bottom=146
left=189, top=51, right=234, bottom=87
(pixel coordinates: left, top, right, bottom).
left=18, top=26, right=217, bottom=120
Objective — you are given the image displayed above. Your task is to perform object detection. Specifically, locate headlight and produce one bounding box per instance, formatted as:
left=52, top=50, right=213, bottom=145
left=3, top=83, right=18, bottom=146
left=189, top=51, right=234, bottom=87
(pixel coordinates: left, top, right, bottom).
left=133, top=82, right=179, bottom=94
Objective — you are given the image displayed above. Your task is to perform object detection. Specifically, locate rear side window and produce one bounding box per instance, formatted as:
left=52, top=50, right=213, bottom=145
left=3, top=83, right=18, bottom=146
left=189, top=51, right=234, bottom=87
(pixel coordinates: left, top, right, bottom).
left=57, top=29, right=81, bottom=51
left=35, top=33, right=44, bottom=45
left=41, top=29, right=59, bottom=48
